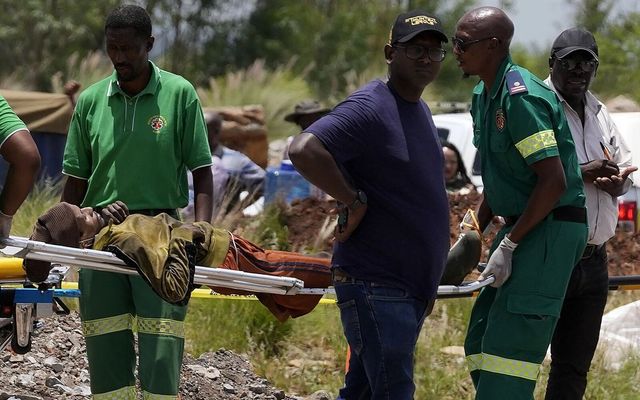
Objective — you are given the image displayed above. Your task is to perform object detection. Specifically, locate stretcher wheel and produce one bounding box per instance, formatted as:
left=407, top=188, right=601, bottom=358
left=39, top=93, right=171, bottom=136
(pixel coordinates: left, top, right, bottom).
left=10, top=322, right=31, bottom=354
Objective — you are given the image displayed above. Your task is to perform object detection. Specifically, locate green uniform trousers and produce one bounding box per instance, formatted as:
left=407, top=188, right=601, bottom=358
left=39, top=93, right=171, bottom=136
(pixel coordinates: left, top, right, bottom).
left=79, top=269, right=187, bottom=399
left=464, top=217, right=587, bottom=400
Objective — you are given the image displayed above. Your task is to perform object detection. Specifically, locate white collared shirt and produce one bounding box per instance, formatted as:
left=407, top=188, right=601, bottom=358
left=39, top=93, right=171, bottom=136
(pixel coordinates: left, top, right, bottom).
left=545, top=77, right=633, bottom=245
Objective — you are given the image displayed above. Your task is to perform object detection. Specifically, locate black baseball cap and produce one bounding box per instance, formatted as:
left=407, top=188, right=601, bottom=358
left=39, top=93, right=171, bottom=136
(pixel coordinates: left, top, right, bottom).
left=550, top=28, right=599, bottom=61
left=388, top=10, right=448, bottom=45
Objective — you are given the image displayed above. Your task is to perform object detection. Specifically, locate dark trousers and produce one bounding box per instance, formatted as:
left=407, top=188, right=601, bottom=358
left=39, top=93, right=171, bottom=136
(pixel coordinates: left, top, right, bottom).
left=545, top=245, right=609, bottom=400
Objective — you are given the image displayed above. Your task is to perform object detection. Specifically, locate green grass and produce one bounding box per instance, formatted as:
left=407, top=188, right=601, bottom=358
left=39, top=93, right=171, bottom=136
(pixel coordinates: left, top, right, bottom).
left=10, top=178, right=63, bottom=237
left=183, top=291, right=640, bottom=399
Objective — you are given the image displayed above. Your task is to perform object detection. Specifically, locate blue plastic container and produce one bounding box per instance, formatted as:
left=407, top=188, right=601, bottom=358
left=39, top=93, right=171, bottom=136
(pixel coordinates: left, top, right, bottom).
left=264, top=160, right=313, bottom=204
left=0, top=131, right=66, bottom=189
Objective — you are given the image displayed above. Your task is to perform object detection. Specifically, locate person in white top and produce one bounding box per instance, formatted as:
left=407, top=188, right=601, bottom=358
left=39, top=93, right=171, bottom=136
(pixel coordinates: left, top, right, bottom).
left=544, top=28, right=637, bottom=400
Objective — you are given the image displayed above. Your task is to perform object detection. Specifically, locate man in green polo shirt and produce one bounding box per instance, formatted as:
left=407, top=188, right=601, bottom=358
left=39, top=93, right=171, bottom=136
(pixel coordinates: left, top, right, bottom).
left=61, top=5, right=212, bottom=399
left=453, top=7, right=588, bottom=400
left=0, top=96, right=40, bottom=241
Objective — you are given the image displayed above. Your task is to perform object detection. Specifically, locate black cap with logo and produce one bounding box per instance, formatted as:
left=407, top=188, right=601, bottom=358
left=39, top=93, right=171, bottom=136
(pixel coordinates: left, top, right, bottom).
left=550, top=28, right=599, bottom=61
left=389, top=10, right=448, bottom=45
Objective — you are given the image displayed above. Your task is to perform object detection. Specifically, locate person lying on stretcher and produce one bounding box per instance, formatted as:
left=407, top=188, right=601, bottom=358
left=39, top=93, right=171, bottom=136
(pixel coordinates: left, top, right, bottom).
left=22, top=202, right=483, bottom=320
left=23, top=201, right=332, bottom=321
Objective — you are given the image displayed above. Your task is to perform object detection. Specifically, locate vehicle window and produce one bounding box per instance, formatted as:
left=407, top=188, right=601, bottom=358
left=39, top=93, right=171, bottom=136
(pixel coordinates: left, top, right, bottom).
left=437, top=128, right=449, bottom=142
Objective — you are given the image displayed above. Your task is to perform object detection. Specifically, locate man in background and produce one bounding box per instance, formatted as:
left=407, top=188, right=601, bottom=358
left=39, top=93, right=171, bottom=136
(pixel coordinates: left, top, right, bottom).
left=282, top=99, right=330, bottom=161
left=544, top=28, right=636, bottom=400
left=205, top=111, right=265, bottom=212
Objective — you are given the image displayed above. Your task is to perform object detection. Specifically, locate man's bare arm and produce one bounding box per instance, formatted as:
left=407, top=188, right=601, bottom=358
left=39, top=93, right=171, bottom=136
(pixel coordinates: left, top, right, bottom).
left=61, top=176, right=88, bottom=206
left=192, top=166, right=213, bottom=222
left=0, top=130, right=40, bottom=214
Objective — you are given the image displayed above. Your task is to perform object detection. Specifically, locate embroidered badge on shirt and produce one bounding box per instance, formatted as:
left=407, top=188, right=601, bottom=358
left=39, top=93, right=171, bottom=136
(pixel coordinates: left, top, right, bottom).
left=496, top=108, right=506, bottom=131
left=148, top=115, right=167, bottom=134
left=505, top=70, right=528, bottom=95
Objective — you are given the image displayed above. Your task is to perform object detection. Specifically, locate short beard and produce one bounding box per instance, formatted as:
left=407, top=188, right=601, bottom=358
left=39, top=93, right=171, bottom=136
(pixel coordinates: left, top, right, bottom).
left=117, top=72, right=135, bottom=82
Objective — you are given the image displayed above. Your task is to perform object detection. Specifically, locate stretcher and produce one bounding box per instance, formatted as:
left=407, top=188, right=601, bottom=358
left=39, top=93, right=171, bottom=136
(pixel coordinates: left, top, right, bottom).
left=1, top=236, right=497, bottom=297
left=0, top=235, right=496, bottom=354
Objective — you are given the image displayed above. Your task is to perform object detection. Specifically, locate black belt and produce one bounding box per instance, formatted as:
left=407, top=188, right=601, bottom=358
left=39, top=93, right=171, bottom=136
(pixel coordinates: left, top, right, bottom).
left=582, top=243, right=605, bottom=259
left=130, top=208, right=178, bottom=217
left=504, top=206, right=586, bottom=226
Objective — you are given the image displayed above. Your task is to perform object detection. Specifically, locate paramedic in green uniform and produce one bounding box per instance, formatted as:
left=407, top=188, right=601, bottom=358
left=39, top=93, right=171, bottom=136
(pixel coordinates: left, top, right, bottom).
left=0, top=96, right=40, bottom=240
left=61, top=5, right=213, bottom=399
left=453, top=7, right=588, bottom=400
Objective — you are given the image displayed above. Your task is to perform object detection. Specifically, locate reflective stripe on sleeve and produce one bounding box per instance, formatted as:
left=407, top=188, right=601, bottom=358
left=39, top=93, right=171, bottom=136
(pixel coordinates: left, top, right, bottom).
left=515, top=129, right=557, bottom=158
left=466, top=352, right=541, bottom=381
left=82, top=313, right=134, bottom=338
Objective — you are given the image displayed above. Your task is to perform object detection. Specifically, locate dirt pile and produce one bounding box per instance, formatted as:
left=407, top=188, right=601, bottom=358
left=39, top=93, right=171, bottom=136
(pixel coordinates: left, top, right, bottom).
left=284, top=192, right=640, bottom=276
left=0, top=312, right=327, bottom=400
left=284, top=198, right=336, bottom=253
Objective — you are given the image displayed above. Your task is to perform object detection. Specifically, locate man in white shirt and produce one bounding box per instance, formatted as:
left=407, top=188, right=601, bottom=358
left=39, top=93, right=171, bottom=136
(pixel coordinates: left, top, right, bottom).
left=544, top=28, right=637, bottom=400
left=185, top=112, right=265, bottom=218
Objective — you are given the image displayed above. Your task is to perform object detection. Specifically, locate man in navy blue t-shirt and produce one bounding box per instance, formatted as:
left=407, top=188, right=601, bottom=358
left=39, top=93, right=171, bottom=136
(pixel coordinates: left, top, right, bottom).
left=290, top=9, right=450, bottom=400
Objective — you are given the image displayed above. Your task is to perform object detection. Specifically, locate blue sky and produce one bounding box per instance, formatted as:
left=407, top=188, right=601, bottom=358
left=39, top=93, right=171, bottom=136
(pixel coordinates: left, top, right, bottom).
left=482, top=0, right=640, bottom=49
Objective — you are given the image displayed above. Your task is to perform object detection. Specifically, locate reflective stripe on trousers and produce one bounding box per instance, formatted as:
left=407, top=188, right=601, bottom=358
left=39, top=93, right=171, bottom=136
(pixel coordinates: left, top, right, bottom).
left=93, top=386, right=136, bottom=400
left=92, top=386, right=178, bottom=399
left=466, top=352, right=541, bottom=381
left=82, top=313, right=184, bottom=339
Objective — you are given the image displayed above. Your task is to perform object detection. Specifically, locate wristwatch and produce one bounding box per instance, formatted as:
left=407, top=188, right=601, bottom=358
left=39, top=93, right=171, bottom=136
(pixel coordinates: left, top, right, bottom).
left=348, top=190, right=367, bottom=210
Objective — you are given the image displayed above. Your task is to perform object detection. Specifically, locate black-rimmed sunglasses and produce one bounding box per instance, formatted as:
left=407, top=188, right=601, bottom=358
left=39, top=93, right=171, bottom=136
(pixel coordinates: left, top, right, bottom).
left=557, top=58, right=598, bottom=72
left=394, top=44, right=446, bottom=62
left=451, top=36, right=495, bottom=53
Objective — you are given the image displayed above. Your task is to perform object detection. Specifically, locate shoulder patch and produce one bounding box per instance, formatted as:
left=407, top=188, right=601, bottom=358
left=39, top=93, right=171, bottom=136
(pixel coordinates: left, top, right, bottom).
left=505, top=70, right=528, bottom=96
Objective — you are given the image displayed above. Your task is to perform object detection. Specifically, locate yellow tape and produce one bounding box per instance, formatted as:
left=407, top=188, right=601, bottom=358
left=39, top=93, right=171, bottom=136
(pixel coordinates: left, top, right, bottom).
left=61, top=282, right=336, bottom=304
left=612, top=285, right=640, bottom=291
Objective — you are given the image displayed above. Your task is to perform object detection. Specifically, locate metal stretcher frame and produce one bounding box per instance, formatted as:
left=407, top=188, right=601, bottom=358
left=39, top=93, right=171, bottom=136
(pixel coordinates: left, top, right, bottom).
left=1, top=236, right=496, bottom=297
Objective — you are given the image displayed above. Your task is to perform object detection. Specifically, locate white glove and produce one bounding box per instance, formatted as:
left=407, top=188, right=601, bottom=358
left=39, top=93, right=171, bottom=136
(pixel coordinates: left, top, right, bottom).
left=479, top=235, right=518, bottom=288
left=0, top=211, right=13, bottom=248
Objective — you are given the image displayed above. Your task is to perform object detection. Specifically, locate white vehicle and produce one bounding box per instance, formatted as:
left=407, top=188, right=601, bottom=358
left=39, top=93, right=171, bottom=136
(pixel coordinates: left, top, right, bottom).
left=432, top=111, right=640, bottom=232
left=609, top=112, right=640, bottom=232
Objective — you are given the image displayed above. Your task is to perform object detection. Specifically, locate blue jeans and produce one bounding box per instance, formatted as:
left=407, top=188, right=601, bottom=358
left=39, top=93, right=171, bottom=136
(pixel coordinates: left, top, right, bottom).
left=334, top=279, right=432, bottom=400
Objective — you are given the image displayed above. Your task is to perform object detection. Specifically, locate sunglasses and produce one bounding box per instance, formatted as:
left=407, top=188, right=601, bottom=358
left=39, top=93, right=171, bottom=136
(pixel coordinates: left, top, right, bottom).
left=394, top=44, right=446, bottom=62
left=557, top=58, right=598, bottom=72
left=451, top=36, right=495, bottom=53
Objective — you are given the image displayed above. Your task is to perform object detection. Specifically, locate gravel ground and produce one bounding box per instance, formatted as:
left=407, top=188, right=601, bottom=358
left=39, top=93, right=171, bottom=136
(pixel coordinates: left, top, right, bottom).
left=0, top=312, right=330, bottom=400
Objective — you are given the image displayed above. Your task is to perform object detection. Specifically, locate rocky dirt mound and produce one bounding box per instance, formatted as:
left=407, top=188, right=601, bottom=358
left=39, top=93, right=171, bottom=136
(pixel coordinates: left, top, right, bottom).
left=0, top=312, right=329, bottom=400
left=449, top=191, right=640, bottom=276
left=284, top=191, right=640, bottom=276
left=284, top=198, right=336, bottom=253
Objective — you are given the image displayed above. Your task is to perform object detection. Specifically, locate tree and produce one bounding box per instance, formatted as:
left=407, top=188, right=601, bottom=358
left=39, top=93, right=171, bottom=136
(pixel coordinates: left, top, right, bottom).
left=591, top=12, right=640, bottom=103
left=570, top=0, right=613, bottom=34
left=0, top=0, right=119, bottom=90
left=200, top=0, right=477, bottom=100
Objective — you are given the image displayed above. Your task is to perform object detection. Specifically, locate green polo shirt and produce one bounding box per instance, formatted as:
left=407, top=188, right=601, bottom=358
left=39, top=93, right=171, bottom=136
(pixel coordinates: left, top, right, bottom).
left=0, top=95, right=27, bottom=147
left=63, top=62, right=212, bottom=209
left=471, top=56, right=585, bottom=217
